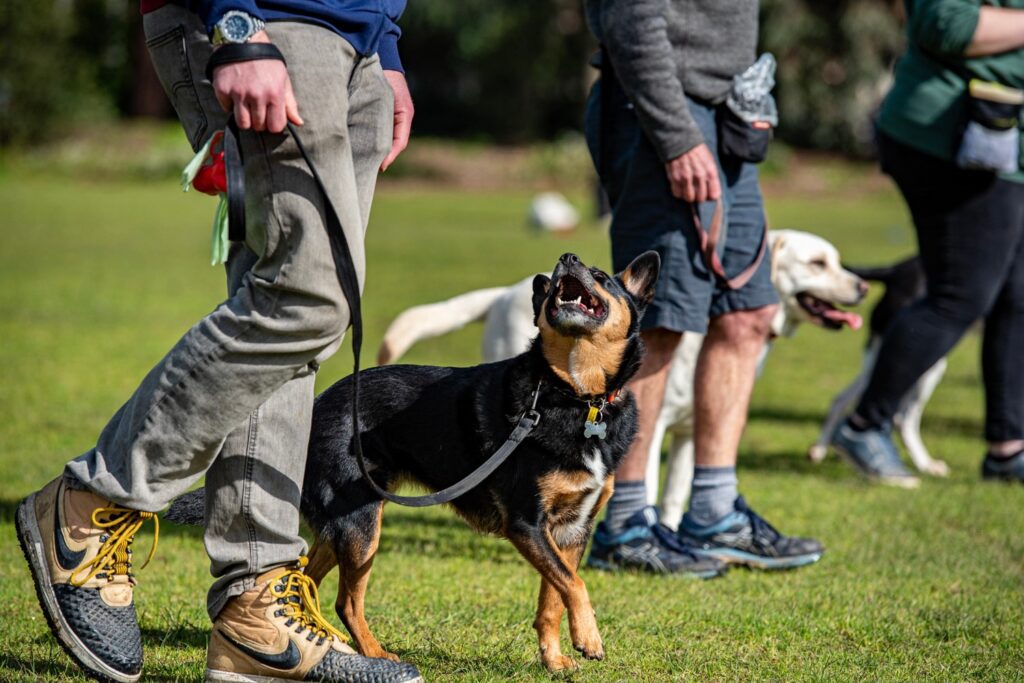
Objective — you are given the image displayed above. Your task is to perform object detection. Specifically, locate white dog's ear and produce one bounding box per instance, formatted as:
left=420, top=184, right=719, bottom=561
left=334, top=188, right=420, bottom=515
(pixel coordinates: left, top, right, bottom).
left=531, top=274, right=551, bottom=320
left=617, top=250, right=661, bottom=308
left=769, top=232, right=787, bottom=282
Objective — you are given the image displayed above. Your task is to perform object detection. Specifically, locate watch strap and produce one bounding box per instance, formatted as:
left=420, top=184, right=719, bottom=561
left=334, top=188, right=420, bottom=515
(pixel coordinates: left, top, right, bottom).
left=206, top=42, right=287, bottom=82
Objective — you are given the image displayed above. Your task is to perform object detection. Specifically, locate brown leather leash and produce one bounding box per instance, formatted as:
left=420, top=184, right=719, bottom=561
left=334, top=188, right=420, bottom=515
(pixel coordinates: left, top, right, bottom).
left=690, top=197, right=768, bottom=290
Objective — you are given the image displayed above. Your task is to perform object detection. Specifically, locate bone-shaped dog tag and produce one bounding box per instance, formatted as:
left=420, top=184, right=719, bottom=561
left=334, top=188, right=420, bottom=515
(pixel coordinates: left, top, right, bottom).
left=584, top=420, right=607, bottom=440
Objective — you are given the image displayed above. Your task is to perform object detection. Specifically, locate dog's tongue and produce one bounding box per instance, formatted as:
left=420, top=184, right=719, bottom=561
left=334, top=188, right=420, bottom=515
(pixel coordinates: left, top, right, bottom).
left=822, top=308, right=863, bottom=330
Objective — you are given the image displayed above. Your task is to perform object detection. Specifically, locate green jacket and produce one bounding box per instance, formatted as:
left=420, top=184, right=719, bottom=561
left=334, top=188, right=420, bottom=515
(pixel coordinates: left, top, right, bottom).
left=878, top=0, right=1024, bottom=182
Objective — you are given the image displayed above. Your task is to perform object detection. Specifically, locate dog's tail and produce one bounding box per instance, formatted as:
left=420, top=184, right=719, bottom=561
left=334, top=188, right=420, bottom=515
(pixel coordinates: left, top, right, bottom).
left=165, top=488, right=205, bottom=526
left=377, top=285, right=511, bottom=365
left=845, top=255, right=921, bottom=285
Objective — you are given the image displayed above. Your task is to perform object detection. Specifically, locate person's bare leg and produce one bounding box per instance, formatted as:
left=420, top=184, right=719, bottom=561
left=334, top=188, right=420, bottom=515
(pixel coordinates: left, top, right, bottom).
left=681, top=304, right=823, bottom=569
left=692, top=306, right=776, bottom=468
left=616, top=328, right=682, bottom=482
left=685, top=306, right=775, bottom=528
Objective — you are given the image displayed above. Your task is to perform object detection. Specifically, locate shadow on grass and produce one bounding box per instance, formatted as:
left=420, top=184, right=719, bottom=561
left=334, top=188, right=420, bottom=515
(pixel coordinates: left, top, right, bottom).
left=379, top=510, right=521, bottom=564
left=0, top=652, right=77, bottom=681
left=749, top=405, right=981, bottom=438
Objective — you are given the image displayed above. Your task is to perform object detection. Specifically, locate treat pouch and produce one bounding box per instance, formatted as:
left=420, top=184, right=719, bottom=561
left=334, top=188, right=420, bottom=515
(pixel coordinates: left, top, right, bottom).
left=956, top=79, right=1023, bottom=174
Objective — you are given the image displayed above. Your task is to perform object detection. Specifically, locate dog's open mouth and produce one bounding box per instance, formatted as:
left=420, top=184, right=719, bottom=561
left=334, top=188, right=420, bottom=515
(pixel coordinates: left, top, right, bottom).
left=552, top=274, right=606, bottom=320
left=797, top=292, right=862, bottom=331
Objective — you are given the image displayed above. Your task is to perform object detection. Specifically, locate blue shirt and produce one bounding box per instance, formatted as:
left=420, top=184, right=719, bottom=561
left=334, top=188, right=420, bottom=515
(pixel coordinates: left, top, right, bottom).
left=195, top=0, right=406, bottom=72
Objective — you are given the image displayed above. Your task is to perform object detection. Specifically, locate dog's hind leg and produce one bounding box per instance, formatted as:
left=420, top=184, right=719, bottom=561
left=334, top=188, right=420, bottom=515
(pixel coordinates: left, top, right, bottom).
left=660, top=433, right=694, bottom=530
left=809, top=341, right=879, bottom=462
left=897, top=358, right=949, bottom=476
left=305, top=537, right=339, bottom=584
left=332, top=502, right=398, bottom=661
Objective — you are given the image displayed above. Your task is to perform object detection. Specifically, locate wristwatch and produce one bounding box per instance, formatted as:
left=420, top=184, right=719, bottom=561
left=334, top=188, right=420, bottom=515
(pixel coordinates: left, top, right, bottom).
left=212, top=10, right=266, bottom=45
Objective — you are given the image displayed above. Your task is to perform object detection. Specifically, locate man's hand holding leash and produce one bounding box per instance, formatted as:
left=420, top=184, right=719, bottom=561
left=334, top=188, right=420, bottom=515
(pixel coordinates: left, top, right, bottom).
left=211, top=31, right=303, bottom=133
left=665, top=142, right=721, bottom=203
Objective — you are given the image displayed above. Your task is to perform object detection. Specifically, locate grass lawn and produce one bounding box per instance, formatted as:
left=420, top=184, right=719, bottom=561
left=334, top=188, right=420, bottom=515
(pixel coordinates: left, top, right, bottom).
left=0, top=168, right=1022, bottom=682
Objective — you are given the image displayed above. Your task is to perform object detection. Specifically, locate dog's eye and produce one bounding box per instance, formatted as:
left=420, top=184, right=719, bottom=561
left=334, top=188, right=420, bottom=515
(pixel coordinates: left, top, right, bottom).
left=809, top=258, right=827, bottom=270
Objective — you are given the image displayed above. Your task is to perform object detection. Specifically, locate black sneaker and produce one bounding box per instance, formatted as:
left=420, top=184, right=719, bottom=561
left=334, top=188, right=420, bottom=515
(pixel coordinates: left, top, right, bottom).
left=16, top=476, right=157, bottom=683
left=586, top=507, right=726, bottom=578
left=678, top=496, right=823, bottom=570
left=981, top=450, right=1024, bottom=482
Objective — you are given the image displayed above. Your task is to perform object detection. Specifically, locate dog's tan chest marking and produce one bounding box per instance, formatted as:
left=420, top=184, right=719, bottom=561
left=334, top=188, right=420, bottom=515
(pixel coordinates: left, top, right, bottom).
left=540, top=450, right=607, bottom=547
left=539, top=283, right=631, bottom=396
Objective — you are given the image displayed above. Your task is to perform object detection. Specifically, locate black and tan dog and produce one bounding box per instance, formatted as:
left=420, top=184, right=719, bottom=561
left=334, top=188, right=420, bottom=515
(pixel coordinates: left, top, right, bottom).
left=171, top=251, right=659, bottom=672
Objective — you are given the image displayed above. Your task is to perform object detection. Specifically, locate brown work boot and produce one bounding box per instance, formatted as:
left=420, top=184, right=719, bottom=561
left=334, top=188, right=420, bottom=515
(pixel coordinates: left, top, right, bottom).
left=206, top=558, right=422, bottom=683
left=16, top=476, right=159, bottom=682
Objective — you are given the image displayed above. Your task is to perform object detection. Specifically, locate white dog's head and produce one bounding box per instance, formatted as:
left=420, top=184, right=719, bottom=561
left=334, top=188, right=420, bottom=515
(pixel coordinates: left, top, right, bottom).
left=769, top=229, right=867, bottom=337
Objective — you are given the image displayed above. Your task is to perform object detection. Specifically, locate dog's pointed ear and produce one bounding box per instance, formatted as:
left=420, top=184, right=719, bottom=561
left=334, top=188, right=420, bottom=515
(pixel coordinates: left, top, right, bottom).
left=532, top=274, right=551, bottom=320
left=617, top=251, right=661, bottom=308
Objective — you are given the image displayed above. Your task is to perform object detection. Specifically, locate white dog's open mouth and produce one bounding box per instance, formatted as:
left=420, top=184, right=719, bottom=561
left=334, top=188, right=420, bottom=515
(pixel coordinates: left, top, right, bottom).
left=797, top=293, right=862, bottom=330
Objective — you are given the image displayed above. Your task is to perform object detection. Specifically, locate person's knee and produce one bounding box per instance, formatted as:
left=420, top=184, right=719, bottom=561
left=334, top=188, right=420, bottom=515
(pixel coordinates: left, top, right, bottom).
left=709, top=304, right=777, bottom=345
left=283, top=288, right=351, bottom=349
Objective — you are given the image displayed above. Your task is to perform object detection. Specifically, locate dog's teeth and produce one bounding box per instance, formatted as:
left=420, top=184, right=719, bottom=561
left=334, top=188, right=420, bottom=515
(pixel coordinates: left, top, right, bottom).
left=571, top=296, right=581, bottom=305
left=556, top=297, right=564, bottom=306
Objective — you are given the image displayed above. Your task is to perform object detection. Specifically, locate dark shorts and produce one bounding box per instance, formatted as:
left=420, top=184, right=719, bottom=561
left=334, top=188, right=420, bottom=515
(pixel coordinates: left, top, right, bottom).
left=584, top=75, right=777, bottom=334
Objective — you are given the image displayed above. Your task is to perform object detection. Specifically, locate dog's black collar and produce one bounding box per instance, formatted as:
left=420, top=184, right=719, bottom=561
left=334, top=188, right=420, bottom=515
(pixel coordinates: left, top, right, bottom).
left=540, top=375, right=623, bottom=408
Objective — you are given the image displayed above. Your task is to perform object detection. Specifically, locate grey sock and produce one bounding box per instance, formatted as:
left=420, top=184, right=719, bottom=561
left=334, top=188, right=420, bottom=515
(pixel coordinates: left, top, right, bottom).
left=687, top=465, right=738, bottom=527
left=603, top=480, right=647, bottom=533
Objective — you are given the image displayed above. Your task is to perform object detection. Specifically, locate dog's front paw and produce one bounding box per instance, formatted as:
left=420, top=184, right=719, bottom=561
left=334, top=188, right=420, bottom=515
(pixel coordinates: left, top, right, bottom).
left=542, top=654, right=579, bottom=672
left=923, top=459, right=950, bottom=477
left=807, top=444, right=828, bottom=463
left=572, top=633, right=604, bottom=661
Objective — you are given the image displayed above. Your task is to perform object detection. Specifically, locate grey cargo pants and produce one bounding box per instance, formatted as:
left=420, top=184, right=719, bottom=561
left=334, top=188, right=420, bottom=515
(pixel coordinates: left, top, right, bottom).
left=63, top=4, right=393, bottom=618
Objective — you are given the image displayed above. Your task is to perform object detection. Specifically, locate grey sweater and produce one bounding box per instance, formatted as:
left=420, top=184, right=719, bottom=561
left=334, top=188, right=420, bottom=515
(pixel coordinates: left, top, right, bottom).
left=585, top=0, right=758, bottom=162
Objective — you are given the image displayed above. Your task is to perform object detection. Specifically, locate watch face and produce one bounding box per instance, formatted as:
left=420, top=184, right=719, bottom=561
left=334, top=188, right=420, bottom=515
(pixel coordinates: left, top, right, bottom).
left=223, top=13, right=252, bottom=41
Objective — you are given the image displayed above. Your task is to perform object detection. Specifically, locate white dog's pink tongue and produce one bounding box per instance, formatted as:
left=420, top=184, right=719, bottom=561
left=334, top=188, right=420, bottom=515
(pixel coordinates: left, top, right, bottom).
left=823, top=308, right=863, bottom=330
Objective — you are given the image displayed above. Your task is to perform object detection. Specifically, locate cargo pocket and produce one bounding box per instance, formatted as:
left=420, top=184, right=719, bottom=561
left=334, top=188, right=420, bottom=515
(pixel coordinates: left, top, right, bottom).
left=145, top=25, right=209, bottom=151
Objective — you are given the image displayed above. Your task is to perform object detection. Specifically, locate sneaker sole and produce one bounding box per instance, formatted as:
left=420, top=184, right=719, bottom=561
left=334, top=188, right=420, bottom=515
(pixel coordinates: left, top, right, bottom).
left=206, top=668, right=425, bottom=683
left=16, top=493, right=142, bottom=683
left=585, top=556, right=725, bottom=579
left=690, top=547, right=823, bottom=570
left=832, top=444, right=920, bottom=489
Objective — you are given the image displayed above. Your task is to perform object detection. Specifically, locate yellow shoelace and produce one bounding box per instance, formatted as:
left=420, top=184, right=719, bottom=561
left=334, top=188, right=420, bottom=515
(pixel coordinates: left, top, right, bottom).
left=70, top=507, right=159, bottom=587
left=271, top=557, right=349, bottom=644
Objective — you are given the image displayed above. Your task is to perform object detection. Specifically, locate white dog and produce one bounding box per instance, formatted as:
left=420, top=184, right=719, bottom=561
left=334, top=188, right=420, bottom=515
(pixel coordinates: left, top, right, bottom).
left=378, top=230, right=866, bottom=529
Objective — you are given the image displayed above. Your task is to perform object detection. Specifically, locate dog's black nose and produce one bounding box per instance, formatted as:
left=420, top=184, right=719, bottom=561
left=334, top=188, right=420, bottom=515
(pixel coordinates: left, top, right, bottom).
left=857, top=279, right=869, bottom=297
left=560, top=253, right=580, bottom=266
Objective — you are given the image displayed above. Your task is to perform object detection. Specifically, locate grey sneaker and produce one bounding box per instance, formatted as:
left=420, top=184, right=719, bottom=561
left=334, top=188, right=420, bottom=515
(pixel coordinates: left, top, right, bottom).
left=981, top=450, right=1024, bottom=483
left=832, top=420, right=920, bottom=488
left=678, top=496, right=824, bottom=570
left=586, top=507, right=727, bottom=578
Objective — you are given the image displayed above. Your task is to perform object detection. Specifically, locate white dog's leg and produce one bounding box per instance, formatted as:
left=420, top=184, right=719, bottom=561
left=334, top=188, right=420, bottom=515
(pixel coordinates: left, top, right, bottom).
left=809, top=374, right=869, bottom=462
left=897, top=358, right=949, bottom=476
left=659, top=433, right=695, bottom=531
left=809, top=339, right=880, bottom=462
left=644, top=420, right=669, bottom=506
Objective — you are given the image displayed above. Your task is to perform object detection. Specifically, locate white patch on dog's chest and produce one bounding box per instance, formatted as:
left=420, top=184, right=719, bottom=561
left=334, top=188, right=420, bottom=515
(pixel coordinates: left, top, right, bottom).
left=551, top=449, right=607, bottom=547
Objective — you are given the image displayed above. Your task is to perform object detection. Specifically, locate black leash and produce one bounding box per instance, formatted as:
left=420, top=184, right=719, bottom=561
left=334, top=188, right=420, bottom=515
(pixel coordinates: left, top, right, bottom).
left=220, top=93, right=540, bottom=507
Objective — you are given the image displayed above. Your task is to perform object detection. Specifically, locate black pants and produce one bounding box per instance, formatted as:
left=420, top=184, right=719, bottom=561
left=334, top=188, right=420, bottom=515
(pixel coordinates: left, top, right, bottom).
left=856, top=134, right=1024, bottom=442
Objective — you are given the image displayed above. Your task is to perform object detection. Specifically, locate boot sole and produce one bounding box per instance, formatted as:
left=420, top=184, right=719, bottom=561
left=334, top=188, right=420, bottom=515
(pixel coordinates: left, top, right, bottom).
left=16, top=493, right=141, bottom=683
left=690, top=546, right=823, bottom=570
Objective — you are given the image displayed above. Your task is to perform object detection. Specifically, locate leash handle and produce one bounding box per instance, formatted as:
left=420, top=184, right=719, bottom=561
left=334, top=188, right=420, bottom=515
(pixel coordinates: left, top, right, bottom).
left=223, top=120, right=540, bottom=507
left=689, top=197, right=767, bottom=290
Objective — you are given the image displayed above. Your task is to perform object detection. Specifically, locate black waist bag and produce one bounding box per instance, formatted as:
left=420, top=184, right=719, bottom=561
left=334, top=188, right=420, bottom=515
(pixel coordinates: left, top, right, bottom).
left=718, top=105, right=772, bottom=164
